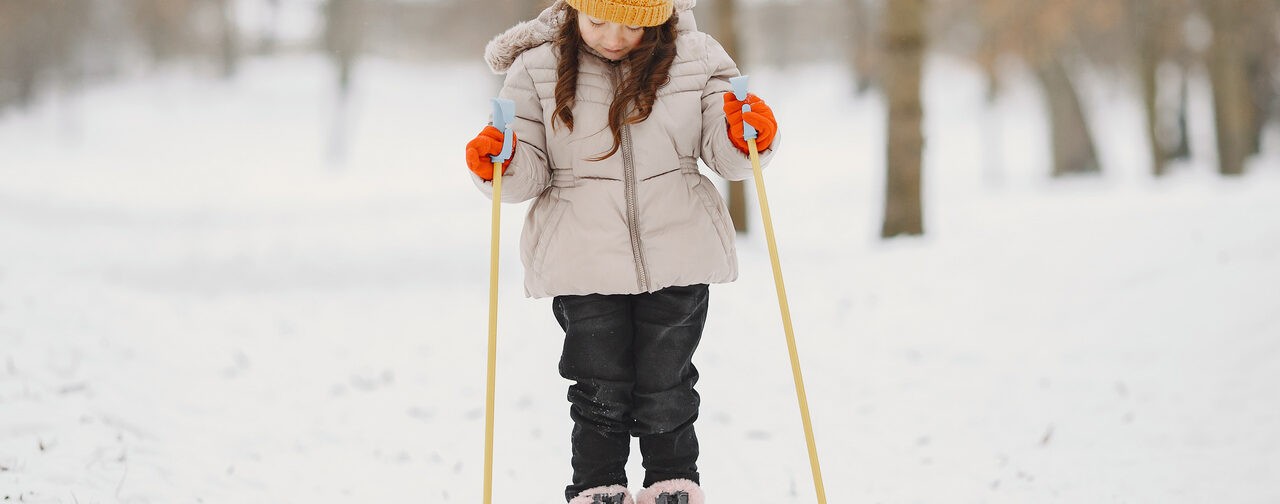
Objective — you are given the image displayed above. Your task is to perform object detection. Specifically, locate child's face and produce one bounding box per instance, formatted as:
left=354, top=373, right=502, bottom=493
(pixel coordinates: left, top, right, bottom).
left=577, top=13, right=645, bottom=61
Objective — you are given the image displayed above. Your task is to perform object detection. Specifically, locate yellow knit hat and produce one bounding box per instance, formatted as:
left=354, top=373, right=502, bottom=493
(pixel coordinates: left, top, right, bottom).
left=565, top=0, right=674, bottom=27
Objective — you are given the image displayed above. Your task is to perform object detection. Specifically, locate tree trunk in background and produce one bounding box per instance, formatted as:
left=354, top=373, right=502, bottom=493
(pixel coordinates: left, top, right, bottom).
left=1138, top=50, right=1164, bottom=175
left=136, top=0, right=196, bottom=63
left=713, top=0, right=740, bottom=86
left=324, top=0, right=366, bottom=164
left=1, top=0, right=89, bottom=113
left=1203, top=0, right=1252, bottom=176
left=881, top=0, right=926, bottom=238
left=1167, top=68, right=1193, bottom=161
left=214, top=0, right=240, bottom=78
left=1245, top=53, right=1273, bottom=156
left=1034, top=54, right=1100, bottom=176
left=1243, top=3, right=1276, bottom=157
left=847, top=0, right=879, bottom=95
left=325, top=0, right=365, bottom=95
left=714, top=0, right=749, bottom=234
left=1130, top=0, right=1166, bottom=176
left=258, top=0, right=282, bottom=54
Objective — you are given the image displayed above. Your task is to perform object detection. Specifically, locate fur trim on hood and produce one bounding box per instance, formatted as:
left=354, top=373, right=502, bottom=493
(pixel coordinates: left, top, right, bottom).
left=484, top=0, right=697, bottom=74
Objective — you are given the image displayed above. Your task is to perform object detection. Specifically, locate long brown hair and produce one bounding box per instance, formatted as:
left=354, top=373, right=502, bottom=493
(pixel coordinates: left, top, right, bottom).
left=552, top=5, right=679, bottom=161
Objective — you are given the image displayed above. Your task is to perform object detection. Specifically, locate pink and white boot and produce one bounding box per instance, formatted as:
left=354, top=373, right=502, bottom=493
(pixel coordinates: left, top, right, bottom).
left=636, top=479, right=704, bottom=504
left=568, top=484, right=633, bottom=504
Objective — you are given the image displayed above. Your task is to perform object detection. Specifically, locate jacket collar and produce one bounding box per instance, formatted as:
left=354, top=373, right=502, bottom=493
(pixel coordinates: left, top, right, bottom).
left=484, top=0, right=698, bottom=74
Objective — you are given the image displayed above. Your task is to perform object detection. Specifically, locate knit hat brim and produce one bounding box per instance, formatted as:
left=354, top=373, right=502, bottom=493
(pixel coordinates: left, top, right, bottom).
left=566, top=0, right=674, bottom=27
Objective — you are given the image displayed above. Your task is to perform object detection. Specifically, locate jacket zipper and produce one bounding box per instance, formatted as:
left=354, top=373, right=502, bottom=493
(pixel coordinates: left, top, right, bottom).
left=622, top=122, right=650, bottom=292
left=607, top=62, right=649, bottom=292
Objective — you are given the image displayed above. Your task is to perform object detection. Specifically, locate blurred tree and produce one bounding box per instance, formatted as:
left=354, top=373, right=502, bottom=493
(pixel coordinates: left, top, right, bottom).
left=325, top=0, right=366, bottom=95
left=0, top=0, right=91, bottom=115
left=846, top=0, right=882, bottom=95
left=1153, top=5, right=1196, bottom=164
left=1167, top=71, right=1193, bottom=162
left=258, top=0, right=283, bottom=54
left=133, top=0, right=197, bottom=63
left=129, top=0, right=244, bottom=74
left=944, top=0, right=1102, bottom=177
left=0, top=0, right=44, bottom=112
left=755, top=2, right=804, bottom=69
left=710, top=0, right=750, bottom=234
left=1202, top=0, right=1256, bottom=176
left=942, top=0, right=1278, bottom=178
left=1124, top=0, right=1192, bottom=176
left=1035, top=51, right=1101, bottom=176
left=324, top=0, right=367, bottom=164
left=214, top=0, right=240, bottom=78
left=881, top=0, right=926, bottom=238
left=711, top=0, right=740, bottom=63
left=1238, top=1, right=1278, bottom=158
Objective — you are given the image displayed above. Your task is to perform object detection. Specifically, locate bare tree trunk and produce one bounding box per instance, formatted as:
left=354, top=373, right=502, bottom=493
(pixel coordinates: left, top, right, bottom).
left=1129, top=0, right=1167, bottom=176
left=1138, top=41, right=1164, bottom=175
left=1034, top=54, right=1101, bottom=177
left=324, top=0, right=366, bottom=165
left=1245, top=55, right=1273, bottom=156
left=1167, top=67, right=1193, bottom=161
left=1, top=1, right=42, bottom=111
left=1204, top=0, right=1253, bottom=176
left=135, top=0, right=195, bottom=63
left=325, top=0, right=365, bottom=95
left=1, top=0, right=89, bottom=113
left=214, top=0, right=239, bottom=78
left=1243, top=10, right=1276, bottom=157
left=881, top=0, right=926, bottom=238
left=258, top=0, right=282, bottom=54
left=847, top=0, right=880, bottom=95
left=713, top=0, right=749, bottom=234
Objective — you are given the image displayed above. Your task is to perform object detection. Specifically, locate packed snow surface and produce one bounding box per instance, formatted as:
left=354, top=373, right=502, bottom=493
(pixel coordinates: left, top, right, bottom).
left=2, top=54, right=1278, bottom=503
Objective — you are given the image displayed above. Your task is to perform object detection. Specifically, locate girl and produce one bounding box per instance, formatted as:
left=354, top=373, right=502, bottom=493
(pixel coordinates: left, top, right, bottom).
left=464, top=1, right=778, bottom=502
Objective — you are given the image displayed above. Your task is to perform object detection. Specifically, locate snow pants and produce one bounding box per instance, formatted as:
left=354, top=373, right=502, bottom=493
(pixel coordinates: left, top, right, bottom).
left=553, top=283, right=708, bottom=502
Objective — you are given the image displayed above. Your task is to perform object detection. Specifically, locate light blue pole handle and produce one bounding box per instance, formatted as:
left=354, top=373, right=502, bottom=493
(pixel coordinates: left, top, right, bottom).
left=729, top=75, right=757, bottom=141
left=490, top=98, right=515, bottom=163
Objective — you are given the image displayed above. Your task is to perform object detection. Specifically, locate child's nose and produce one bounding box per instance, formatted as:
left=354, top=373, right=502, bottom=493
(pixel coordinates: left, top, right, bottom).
left=605, top=27, right=625, bottom=46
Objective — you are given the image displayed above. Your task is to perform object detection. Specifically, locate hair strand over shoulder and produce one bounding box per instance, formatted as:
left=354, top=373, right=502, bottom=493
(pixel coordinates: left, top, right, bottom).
left=552, top=6, right=679, bottom=161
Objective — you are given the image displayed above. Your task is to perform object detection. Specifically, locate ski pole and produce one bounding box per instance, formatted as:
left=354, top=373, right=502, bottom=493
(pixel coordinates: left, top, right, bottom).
left=729, top=75, right=828, bottom=504
left=483, top=97, right=515, bottom=504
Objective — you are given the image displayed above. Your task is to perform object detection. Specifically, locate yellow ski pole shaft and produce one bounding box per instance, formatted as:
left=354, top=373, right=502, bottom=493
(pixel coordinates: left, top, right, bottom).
left=483, top=98, right=515, bottom=504
left=747, top=138, right=827, bottom=504
left=483, top=157, right=501, bottom=504
left=732, top=76, right=827, bottom=504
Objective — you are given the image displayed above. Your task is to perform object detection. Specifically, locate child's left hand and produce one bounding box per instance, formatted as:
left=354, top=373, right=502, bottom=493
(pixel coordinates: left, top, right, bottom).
left=723, top=92, right=777, bottom=154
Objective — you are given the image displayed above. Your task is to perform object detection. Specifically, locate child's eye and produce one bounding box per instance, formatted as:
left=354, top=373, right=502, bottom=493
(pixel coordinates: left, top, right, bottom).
left=626, top=25, right=642, bottom=31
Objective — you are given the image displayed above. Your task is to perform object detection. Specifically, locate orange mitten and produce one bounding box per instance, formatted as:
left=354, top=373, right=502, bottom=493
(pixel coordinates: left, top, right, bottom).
left=465, top=125, right=516, bottom=181
left=723, top=92, right=777, bottom=154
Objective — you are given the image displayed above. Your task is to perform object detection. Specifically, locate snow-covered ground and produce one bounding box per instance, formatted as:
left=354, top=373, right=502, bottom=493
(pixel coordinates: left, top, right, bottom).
left=2, top=53, right=1278, bottom=503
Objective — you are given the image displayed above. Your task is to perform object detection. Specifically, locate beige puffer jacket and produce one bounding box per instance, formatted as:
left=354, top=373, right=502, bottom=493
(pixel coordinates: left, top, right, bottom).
left=472, top=0, right=778, bottom=298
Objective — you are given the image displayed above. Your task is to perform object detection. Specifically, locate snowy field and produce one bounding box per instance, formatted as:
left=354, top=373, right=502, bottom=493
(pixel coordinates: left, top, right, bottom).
left=2, top=53, right=1279, bottom=503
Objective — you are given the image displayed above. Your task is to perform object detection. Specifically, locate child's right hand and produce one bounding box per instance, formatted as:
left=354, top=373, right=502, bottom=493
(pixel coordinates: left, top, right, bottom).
left=465, top=125, right=516, bottom=181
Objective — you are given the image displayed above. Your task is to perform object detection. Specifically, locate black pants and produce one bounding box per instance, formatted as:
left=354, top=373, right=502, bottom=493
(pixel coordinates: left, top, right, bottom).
left=554, top=283, right=708, bottom=502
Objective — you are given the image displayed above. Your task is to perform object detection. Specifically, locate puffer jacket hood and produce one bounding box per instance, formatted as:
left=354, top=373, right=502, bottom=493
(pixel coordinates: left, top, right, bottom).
left=484, top=0, right=698, bottom=74
left=471, top=0, right=778, bottom=298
